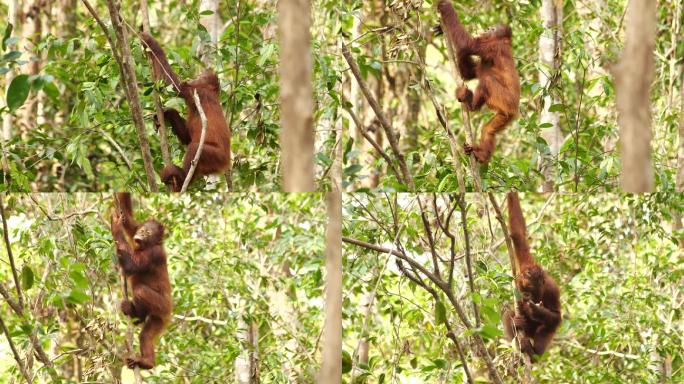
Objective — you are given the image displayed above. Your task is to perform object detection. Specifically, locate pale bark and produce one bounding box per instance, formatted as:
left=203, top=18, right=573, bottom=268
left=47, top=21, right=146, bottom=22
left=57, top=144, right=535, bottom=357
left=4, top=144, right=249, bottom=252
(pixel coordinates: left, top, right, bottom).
left=613, top=0, right=656, bottom=192
left=538, top=0, right=563, bottom=192
left=675, top=21, right=684, bottom=191
left=18, top=0, right=42, bottom=136
left=279, top=0, right=315, bottom=191
left=199, top=0, right=222, bottom=65
left=235, top=317, right=259, bottom=384
left=320, top=100, right=341, bottom=380
left=319, top=191, right=342, bottom=383
left=577, top=0, right=613, bottom=152
left=1, top=0, right=19, bottom=174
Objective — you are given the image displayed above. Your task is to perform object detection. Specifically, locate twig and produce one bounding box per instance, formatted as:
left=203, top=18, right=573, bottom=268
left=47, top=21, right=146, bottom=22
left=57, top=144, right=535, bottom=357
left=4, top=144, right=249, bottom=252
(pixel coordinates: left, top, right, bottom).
left=98, top=128, right=133, bottom=170
left=562, top=340, right=639, bottom=359
left=174, top=314, right=228, bottom=325
left=457, top=194, right=481, bottom=326
left=28, top=194, right=98, bottom=221
left=341, top=95, right=402, bottom=182
left=180, top=90, right=208, bottom=192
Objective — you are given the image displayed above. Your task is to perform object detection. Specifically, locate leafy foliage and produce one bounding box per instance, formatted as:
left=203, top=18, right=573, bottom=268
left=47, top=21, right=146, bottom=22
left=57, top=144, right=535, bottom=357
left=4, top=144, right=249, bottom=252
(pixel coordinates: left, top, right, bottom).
left=341, top=0, right=682, bottom=192
left=343, top=193, right=683, bottom=382
left=1, top=0, right=339, bottom=191
left=0, top=193, right=326, bottom=382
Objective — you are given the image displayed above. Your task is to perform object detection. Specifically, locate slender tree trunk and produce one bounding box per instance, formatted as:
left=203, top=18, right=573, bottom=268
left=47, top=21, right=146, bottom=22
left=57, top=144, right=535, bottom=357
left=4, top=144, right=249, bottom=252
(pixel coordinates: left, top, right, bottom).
left=319, top=86, right=342, bottom=382
left=17, top=0, right=42, bottom=137
left=234, top=317, right=259, bottom=384
left=106, top=0, right=159, bottom=191
left=538, top=0, right=562, bottom=192
left=279, top=0, right=314, bottom=191
left=55, top=0, right=77, bottom=126
left=613, top=0, right=656, bottom=192
left=1, top=0, right=19, bottom=175
left=319, top=191, right=342, bottom=383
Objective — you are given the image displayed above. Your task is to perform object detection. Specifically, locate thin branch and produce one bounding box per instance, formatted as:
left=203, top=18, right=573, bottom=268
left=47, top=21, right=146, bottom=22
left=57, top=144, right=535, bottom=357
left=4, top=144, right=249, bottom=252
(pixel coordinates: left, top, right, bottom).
left=28, top=194, right=98, bottom=221
left=343, top=236, right=471, bottom=328
left=98, top=128, right=133, bottom=170
left=180, top=90, right=208, bottom=192
left=0, top=314, right=32, bottom=383
left=0, top=194, right=23, bottom=309
left=0, top=284, right=22, bottom=314
left=341, top=42, right=414, bottom=188
left=417, top=197, right=441, bottom=279
left=342, top=95, right=402, bottom=181
left=487, top=193, right=517, bottom=278
left=458, top=194, right=481, bottom=326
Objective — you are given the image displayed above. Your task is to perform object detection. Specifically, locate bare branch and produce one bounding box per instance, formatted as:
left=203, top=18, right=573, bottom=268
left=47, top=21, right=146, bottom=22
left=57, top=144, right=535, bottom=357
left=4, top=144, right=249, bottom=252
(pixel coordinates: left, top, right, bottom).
left=181, top=90, right=208, bottom=192
left=341, top=42, right=414, bottom=188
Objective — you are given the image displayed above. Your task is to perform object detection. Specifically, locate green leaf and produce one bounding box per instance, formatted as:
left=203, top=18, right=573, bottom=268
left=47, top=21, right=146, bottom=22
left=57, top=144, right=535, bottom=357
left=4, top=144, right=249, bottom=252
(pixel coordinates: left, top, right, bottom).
left=6, top=74, right=30, bottom=111
left=2, top=51, right=21, bottom=61
left=475, top=323, right=503, bottom=340
left=66, top=289, right=90, bottom=305
left=2, top=24, right=12, bottom=51
left=21, top=265, right=34, bottom=290
left=341, top=350, right=352, bottom=373
left=69, top=270, right=88, bottom=289
left=548, top=103, right=565, bottom=113
left=434, top=300, right=447, bottom=325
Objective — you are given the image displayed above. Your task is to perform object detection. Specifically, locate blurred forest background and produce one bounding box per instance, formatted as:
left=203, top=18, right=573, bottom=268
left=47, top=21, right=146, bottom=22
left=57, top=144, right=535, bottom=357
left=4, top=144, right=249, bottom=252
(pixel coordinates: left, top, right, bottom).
left=340, top=0, right=683, bottom=192
left=0, top=0, right=344, bottom=192
left=0, top=193, right=328, bottom=382
left=343, top=193, right=683, bottom=383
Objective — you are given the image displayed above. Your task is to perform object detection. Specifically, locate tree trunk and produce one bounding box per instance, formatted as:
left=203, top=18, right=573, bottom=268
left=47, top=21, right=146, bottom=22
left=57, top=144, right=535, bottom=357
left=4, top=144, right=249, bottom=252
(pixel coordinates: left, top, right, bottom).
left=235, top=317, right=259, bottom=384
left=538, top=0, right=562, bottom=192
left=279, top=0, right=314, bottom=191
left=319, top=191, right=342, bottom=383
left=613, top=0, right=656, bottom=192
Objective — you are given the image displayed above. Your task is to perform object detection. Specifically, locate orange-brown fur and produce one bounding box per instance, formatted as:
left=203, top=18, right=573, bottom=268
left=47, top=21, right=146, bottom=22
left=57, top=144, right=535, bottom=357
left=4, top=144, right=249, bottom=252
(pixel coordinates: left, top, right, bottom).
left=502, top=192, right=561, bottom=362
left=140, top=33, right=231, bottom=191
left=437, top=1, right=520, bottom=163
left=111, top=193, right=172, bottom=369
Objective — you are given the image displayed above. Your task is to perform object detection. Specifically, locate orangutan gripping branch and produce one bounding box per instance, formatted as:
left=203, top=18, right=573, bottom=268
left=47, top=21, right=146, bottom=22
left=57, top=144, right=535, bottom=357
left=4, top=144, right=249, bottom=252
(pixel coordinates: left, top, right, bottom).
left=140, top=33, right=231, bottom=191
left=502, top=192, right=561, bottom=362
left=111, top=193, right=172, bottom=369
left=437, top=0, right=520, bottom=163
